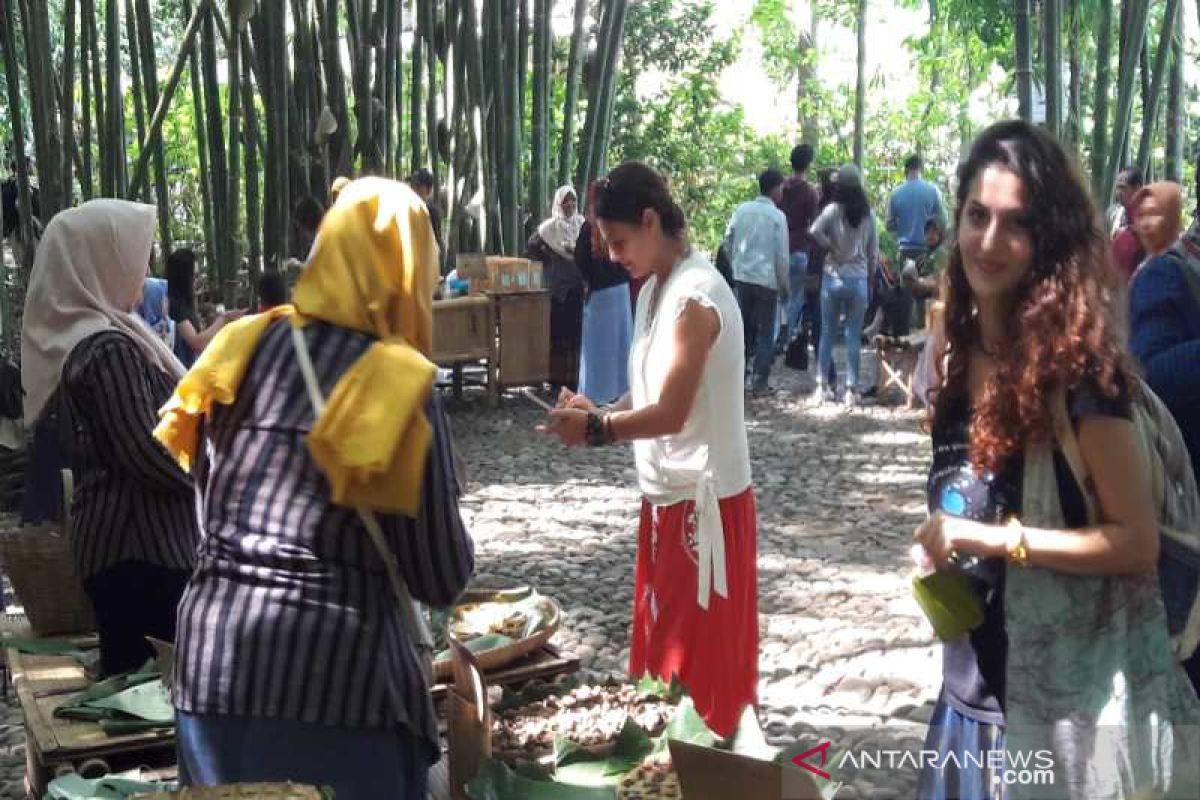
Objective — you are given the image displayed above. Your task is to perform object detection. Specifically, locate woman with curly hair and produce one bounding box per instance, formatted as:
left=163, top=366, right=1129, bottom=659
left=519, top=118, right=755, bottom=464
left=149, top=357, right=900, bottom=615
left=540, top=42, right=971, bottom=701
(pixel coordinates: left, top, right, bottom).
left=913, top=120, right=1200, bottom=800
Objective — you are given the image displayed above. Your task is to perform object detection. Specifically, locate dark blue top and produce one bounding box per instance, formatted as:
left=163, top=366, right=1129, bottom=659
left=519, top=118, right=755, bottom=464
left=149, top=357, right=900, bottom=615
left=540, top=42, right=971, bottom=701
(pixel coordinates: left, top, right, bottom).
left=1130, top=254, right=1200, bottom=480
left=927, top=378, right=1131, bottom=725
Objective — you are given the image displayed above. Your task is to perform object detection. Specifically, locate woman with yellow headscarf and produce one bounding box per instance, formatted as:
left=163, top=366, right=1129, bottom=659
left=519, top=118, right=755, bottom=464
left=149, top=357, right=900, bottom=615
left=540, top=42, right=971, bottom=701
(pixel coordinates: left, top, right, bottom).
left=156, top=178, right=474, bottom=799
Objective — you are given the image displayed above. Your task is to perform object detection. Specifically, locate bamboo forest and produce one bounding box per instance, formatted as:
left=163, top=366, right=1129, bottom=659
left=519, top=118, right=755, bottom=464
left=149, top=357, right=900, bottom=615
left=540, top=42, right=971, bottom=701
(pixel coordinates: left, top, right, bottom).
left=4, top=3, right=1200, bottom=800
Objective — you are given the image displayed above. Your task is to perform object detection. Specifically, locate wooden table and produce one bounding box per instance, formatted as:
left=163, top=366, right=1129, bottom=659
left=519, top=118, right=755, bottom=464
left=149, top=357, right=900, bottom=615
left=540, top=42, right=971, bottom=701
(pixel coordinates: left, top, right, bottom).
left=6, top=641, right=176, bottom=798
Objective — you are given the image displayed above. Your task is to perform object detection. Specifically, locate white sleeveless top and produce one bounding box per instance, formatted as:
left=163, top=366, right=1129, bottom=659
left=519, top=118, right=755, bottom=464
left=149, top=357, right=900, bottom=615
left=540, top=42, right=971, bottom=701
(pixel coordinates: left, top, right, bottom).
left=629, top=250, right=753, bottom=608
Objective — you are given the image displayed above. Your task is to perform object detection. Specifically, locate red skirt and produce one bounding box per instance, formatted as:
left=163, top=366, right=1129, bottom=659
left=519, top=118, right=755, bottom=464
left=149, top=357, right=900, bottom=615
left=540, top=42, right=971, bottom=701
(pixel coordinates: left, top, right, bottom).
left=629, top=487, right=759, bottom=738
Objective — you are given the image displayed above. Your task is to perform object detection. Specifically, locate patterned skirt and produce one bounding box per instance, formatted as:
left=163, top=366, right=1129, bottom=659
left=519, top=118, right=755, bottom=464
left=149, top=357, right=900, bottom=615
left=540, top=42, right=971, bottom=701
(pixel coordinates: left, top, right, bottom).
left=629, top=487, right=759, bottom=738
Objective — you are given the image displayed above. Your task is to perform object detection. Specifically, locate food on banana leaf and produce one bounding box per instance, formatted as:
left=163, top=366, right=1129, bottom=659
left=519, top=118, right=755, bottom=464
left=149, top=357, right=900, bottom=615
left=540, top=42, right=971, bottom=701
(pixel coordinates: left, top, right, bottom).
left=616, top=762, right=681, bottom=800
left=493, top=683, right=674, bottom=763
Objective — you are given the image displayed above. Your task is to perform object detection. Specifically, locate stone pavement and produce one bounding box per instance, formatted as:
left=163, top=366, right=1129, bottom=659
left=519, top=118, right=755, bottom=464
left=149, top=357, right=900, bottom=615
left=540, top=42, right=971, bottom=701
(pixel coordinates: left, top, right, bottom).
left=458, top=356, right=942, bottom=799
left=0, top=352, right=942, bottom=799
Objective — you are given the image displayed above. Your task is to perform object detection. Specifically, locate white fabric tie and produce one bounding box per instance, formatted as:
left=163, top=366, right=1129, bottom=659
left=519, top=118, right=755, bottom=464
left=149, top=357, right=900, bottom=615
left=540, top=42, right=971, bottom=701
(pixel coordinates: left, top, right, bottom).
left=694, top=469, right=728, bottom=610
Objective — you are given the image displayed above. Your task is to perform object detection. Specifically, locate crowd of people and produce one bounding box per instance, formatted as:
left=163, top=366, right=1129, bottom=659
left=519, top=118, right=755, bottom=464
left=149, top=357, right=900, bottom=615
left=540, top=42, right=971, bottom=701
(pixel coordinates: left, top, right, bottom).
left=3, top=115, right=1200, bottom=799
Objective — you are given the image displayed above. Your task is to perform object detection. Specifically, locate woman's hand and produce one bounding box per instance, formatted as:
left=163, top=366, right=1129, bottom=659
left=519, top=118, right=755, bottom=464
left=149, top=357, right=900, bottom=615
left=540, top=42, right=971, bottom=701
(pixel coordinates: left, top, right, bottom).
left=914, top=512, right=1006, bottom=565
left=537, top=408, right=589, bottom=447
left=220, top=309, right=247, bottom=325
left=556, top=387, right=598, bottom=413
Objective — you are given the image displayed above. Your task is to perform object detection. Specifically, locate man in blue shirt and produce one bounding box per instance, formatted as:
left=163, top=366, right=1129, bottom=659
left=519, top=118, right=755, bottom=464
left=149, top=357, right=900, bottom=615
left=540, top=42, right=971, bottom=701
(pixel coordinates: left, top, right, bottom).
left=887, top=155, right=947, bottom=261
left=725, top=169, right=790, bottom=395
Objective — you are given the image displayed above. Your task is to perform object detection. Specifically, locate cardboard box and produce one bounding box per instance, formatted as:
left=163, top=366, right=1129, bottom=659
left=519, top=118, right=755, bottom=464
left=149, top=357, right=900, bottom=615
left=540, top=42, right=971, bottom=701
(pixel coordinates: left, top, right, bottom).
left=669, top=740, right=823, bottom=800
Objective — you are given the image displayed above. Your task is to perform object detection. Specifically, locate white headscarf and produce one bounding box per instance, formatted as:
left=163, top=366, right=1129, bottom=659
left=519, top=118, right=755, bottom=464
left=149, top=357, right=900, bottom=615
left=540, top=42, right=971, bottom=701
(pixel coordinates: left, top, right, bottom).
left=537, top=185, right=584, bottom=261
left=21, top=199, right=186, bottom=423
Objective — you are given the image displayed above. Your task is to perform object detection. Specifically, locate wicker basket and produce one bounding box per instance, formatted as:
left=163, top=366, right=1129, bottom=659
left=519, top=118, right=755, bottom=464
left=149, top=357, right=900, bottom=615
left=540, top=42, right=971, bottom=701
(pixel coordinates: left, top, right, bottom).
left=132, top=785, right=327, bottom=799
left=433, top=595, right=561, bottom=681
left=0, top=523, right=95, bottom=636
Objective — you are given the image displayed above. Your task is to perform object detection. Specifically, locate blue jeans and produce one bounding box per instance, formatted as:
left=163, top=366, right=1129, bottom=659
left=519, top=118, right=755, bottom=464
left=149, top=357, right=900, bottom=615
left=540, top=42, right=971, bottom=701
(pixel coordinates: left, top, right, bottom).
left=177, top=711, right=430, bottom=800
left=785, top=252, right=809, bottom=338
left=736, top=281, right=779, bottom=389
left=818, top=272, right=869, bottom=391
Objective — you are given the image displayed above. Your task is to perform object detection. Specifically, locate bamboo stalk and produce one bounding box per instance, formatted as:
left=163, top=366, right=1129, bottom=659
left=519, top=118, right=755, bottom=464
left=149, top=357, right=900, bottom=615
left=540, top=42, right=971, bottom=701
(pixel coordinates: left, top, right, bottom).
left=201, top=0, right=230, bottom=284
left=410, top=0, right=425, bottom=171
left=503, top=0, right=520, bottom=252
left=383, top=0, right=399, bottom=176
left=226, top=0, right=243, bottom=305
left=1103, top=0, right=1151, bottom=205
left=125, top=0, right=149, bottom=202
left=1089, top=0, right=1112, bottom=196
left=1042, top=0, right=1061, bottom=137
left=595, top=0, right=627, bottom=179
left=558, top=0, right=587, bottom=191
left=319, top=0, right=351, bottom=181
left=1135, top=0, right=1180, bottom=176
left=421, top=0, right=439, bottom=182
left=79, top=0, right=94, bottom=200
left=128, top=0, right=208, bottom=199
left=131, top=0, right=172, bottom=252
left=106, top=0, right=127, bottom=196
left=61, top=0, right=78, bottom=206
left=0, top=0, right=36, bottom=276
left=1164, top=27, right=1184, bottom=183
left=1014, top=0, right=1033, bottom=122
left=183, top=0, right=216, bottom=276
left=86, top=0, right=107, bottom=194
left=22, top=0, right=65, bottom=217
left=242, top=55, right=263, bottom=290
left=529, top=0, right=550, bottom=221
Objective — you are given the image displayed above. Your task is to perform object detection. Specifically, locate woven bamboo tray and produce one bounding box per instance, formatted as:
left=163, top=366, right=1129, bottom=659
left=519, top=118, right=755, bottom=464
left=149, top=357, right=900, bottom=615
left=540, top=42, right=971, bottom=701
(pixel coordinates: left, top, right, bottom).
left=433, top=595, right=561, bottom=681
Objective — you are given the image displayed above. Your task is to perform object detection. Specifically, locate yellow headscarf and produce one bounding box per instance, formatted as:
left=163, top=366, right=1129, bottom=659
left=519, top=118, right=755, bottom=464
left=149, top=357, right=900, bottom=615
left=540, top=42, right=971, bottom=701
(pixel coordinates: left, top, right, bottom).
left=154, top=177, right=440, bottom=515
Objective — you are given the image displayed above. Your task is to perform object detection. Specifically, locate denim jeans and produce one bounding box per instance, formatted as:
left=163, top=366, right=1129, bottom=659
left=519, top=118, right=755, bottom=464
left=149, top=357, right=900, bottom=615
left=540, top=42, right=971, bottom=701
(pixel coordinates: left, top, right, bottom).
left=736, top=281, right=779, bottom=389
left=818, top=272, right=870, bottom=391
left=785, top=252, right=809, bottom=339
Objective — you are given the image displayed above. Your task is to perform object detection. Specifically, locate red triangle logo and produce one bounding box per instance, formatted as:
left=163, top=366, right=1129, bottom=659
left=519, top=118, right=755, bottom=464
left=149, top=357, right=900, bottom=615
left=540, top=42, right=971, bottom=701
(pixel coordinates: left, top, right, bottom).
left=791, top=741, right=832, bottom=780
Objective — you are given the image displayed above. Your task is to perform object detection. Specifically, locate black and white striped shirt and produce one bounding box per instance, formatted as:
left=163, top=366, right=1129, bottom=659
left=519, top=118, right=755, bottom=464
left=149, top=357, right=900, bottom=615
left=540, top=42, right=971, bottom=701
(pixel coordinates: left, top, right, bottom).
left=56, top=331, right=199, bottom=580
left=172, top=319, right=474, bottom=761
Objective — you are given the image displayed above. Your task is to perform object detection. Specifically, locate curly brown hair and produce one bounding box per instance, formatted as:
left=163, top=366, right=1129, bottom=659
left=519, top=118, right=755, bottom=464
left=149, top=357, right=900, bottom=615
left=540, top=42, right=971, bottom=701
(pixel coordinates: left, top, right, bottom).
left=933, top=120, right=1134, bottom=473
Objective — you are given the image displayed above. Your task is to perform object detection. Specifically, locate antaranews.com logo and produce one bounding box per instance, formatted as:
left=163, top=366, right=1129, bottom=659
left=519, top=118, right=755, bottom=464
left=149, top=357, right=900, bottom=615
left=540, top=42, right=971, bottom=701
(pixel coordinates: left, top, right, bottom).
left=790, top=741, right=1055, bottom=792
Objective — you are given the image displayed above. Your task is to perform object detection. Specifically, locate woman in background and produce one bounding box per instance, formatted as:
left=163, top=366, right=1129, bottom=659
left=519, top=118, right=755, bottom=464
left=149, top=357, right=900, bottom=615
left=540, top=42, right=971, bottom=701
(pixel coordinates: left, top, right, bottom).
left=576, top=182, right=633, bottom=404
left=165, top=248, right=243, bottom=367
left=527, top=186, right=586, bottom=392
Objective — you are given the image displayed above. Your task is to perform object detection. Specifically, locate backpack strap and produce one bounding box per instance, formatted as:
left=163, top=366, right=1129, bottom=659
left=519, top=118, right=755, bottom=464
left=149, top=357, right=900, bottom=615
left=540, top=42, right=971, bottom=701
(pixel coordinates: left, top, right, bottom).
left=289, top=324, right=436, bottom=685
left=1049, top=387, right=1099, bottom=525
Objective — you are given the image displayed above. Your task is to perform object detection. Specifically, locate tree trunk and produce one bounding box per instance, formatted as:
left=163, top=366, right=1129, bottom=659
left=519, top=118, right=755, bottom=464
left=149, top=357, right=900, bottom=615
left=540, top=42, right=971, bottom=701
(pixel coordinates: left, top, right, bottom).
left=530, top=0, right=550, bottom=219
left=1103, top=0, right=1150, bottom=205
left=1015, top=0, right=1034, bottom=121
left=183, top=0, right=215, bottom=267
left=558, top=0, right=588, bottom=190
left=22, top=0, right=64, bottom=217
left=797, top=9, right=818, bottom=145
left=1089, top=0, right=1112, bottom=196
left=579, top=0, right=628, bottom=195
left=503, top=0, right=521, bottom=252
left=595, top=1, right=628, bottom=179
left=1135, top=0, right=1180, bottom=177
left=421, top=0, right=440, bottom=184
left=1065, top=0, right=1081, bottom=147
left=853, top=0, right=866, bottom=166
left=1164, top=25, right=1184, bottom=183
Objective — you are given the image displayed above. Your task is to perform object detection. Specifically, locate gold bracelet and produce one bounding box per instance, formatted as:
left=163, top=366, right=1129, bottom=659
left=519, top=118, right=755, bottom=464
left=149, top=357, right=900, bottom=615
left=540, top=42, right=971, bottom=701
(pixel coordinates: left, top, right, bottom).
left=1005, top=518, right=1030, bottom=567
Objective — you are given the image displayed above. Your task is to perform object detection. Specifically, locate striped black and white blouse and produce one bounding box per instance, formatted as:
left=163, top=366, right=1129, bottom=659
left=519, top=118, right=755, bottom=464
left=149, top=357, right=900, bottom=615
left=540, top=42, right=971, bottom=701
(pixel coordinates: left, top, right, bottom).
left=172, top=319, right=474, bottom=762
left=56, top=330, right=199, bottom=580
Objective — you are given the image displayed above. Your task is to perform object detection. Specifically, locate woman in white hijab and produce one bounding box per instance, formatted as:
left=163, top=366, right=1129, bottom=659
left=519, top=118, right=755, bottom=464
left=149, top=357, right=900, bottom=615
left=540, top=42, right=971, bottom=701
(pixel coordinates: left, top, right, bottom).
left=22, top=199, right=200, bottom=676
left=526, top=185, right=586, bottom=390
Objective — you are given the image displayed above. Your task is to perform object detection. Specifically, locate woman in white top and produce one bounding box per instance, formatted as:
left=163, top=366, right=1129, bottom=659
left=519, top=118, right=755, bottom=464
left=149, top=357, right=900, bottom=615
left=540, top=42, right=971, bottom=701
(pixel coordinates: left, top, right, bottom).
left=542, top=162, right=758, bottom=737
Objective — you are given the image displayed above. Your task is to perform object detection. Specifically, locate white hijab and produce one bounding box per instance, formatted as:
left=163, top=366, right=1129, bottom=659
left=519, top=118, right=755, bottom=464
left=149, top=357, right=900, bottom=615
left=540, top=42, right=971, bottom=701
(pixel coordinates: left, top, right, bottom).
left=537, top=185, right=585, bottom=261
left=21, top=199, right=186, bottom=423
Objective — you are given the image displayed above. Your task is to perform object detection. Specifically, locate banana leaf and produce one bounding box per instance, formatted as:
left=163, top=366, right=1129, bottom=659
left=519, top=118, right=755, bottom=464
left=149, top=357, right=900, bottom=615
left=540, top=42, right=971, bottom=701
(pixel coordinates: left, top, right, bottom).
left=466, top=759, right=616, bottom=800
left=434, top=633, right=515, bottom=664
left=88, top=680, right=174, bottom=723
left=44, top=771, right=175, bottom=799
left=55, top=662, right=173, bottom=733
left=650, top=697, right=716, bottom=755
left=553, top=718, right=655, bottom=786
